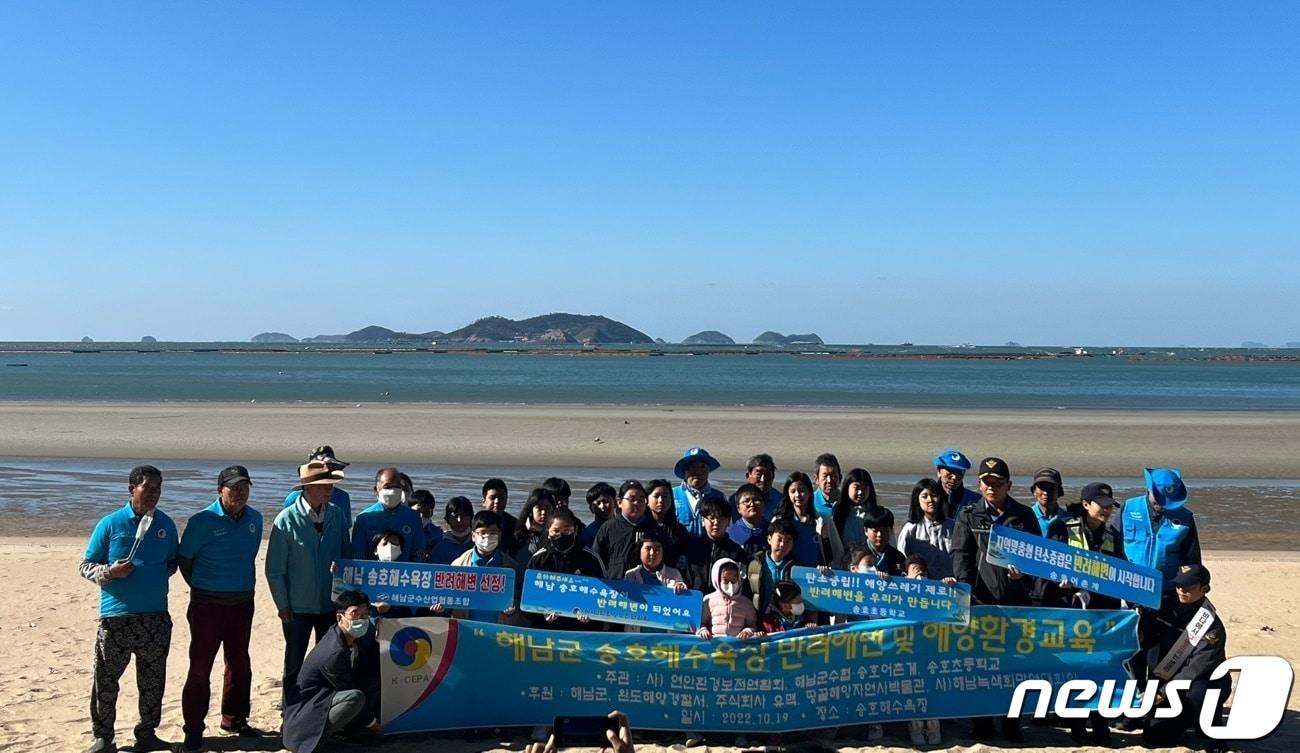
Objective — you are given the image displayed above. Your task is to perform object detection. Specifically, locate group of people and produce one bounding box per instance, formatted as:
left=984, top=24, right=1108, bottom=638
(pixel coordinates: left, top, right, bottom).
left=80, top=444, right=1226, bottom=753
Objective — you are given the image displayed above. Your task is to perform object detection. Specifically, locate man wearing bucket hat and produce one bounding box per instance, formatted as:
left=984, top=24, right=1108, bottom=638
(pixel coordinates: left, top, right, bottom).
left=933, top=448, right=981, bottom=518
left=266, top=461, right=350, bottom=713
left=282, top=445, right=354, bottom=525
left=1113, top=468, right=1202, bottom=591
left=178, top=466, right=266, bottom=752
left=672, top=447, right=727, bottom=538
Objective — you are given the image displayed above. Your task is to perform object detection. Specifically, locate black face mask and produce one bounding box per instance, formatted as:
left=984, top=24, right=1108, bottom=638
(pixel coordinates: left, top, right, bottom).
left=550, top=532, right=577, bottom=552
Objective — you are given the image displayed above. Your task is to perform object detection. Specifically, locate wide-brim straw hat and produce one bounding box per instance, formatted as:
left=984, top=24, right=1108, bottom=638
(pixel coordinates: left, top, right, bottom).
left=297, top=460, right=345, bottom=487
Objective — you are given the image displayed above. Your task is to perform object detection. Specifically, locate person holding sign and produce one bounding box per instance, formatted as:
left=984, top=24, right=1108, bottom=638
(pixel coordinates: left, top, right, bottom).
left=1046, top=482, right=1127, bottom=609
left=525, top=508, right=605, bottom=630
left=861, top=507, right=906, bottom=575
left=745, top=518, right=798, bottom=614
left=451, top=510, right=520, bottom=623
left=831, top=467, right=879, bottom=549
left=696, top=559, right=760, bottom=639
left=80, top=464, right=179, bottom=753
left=1141, top=564, right=1229, bottom=749
left=950, top=457, right=1039, bottom=743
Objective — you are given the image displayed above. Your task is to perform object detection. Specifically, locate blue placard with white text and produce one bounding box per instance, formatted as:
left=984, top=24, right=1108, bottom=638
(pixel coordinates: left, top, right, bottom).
left=986, top=524, right=1162, bottom=608
left=792, top=566, right=971, bottom=625
left=336, top=559, right=515, bottom=612
left=520, top=570, right=702, bottom=631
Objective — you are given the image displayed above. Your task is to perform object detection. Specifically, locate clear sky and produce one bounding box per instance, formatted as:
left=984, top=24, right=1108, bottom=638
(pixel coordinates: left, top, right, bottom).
left=1, top=3, right=1297, bottom=346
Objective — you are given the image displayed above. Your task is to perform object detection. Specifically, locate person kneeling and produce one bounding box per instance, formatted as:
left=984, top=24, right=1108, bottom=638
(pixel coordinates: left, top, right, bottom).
left=282, top=590, right=383, bottom=753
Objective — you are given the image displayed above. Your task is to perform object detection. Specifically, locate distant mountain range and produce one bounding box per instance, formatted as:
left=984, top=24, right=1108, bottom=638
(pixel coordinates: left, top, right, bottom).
left=254, top=313, right=653, bottom=345
left=253, top=318, right=837, bottom=346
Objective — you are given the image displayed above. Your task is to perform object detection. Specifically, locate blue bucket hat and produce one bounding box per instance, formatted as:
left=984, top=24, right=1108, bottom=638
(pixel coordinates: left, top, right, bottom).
left=933, top=449, right=972, bottom=472
left=674, top=447, right=720, bottom=480
left=1144, top=467, right=1188, bottom=509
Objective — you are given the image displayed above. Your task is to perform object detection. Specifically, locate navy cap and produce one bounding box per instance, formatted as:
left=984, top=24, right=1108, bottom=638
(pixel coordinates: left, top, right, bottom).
left=1079, top=481, right=1117, bottom=508
left=1172, top=563, right=1211, bottom=588
left=934, top=449, right=972, bottom=472
left=217, top=465, right=252, bottom=488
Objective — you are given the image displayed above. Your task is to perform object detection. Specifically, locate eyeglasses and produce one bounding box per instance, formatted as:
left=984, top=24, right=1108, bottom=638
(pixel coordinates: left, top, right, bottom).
left=738, top=499, right=762, bottom=507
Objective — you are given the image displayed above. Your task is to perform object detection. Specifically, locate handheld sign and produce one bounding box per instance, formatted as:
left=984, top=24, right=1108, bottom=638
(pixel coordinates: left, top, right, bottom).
left=520, top=570, right=702, bottom=631
left=793, top=566, right=971, bottom=625
left=986, top=524, right=1163, bottom=609
left=127, top=512, right=154, bottom=565
left=337, top=559, right=515, bottom=612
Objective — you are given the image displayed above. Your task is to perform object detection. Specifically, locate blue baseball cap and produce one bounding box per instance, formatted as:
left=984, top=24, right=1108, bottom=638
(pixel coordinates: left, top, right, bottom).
left=1144, top=467, right=1188, bottom=510
left=674, top=447, right=720, bottom=479
left=933, top=449, right=972, bottom=472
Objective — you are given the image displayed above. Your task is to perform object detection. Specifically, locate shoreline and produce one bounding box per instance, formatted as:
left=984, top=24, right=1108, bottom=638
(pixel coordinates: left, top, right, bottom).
left=3, top=401, right=1300, bottom=478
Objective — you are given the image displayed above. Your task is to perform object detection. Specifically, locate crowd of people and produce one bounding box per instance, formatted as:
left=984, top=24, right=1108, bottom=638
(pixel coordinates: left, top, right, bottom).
left=80, top=444, right=1227, bottom=753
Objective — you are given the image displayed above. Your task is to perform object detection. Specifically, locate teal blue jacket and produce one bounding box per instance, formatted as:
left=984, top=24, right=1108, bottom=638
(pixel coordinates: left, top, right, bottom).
left=265, top=500, right=349, bottom=616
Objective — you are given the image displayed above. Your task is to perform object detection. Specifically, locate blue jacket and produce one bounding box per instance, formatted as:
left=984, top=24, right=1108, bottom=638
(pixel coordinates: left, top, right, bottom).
left=350, top=502, right=427, bottom=563
left=1114, top=495, right=1201, bottom=589
left=674, top=484, right=726, bottom=538
left=179, top=499, right=263, bottom=594
left=266, top=501, right=349, bottom=616
left=83, top=504, right=178, bottom=617
left=1031, top=504, right=1070, bottom=541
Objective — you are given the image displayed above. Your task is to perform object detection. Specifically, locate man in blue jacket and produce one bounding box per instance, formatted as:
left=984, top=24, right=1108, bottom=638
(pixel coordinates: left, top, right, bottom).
left=934, top=448, right=981, bottom=517
left=79, top=464, right=179, bottom=753
left=178, top=465, right=266, bottom=752
left=282, top=445, right=353, bottom=524
left=350, top=467, right=426, bottom=562
left=266, top=461, right=350, bottom=712
left=673, top=447, right=726, bottom=537
left=282, top=590, right=383, bottom=753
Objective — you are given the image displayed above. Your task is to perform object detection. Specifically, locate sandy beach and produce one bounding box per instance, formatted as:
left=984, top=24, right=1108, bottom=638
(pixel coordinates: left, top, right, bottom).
left=1, top=539, right=1295, bottom=753
left=3, top=401, right=1300, bottom=479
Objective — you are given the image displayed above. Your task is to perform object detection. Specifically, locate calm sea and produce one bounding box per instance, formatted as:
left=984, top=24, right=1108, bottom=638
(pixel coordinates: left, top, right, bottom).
left=1, top=350, right=1299, bottom=410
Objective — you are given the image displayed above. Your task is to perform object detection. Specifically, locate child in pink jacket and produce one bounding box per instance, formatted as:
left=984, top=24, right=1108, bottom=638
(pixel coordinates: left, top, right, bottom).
left=695, top=558, right=760, bottom=639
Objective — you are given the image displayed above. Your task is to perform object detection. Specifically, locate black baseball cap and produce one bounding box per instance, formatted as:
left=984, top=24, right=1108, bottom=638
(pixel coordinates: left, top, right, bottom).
left=1080, top=481, right=1117, bottom=508
left=1172, top=563, right=1211, bottom=588
left=309, top=445, right=349, bottom=469
left=1031, top=467, right=1064, bottom=496
left=217, top=465, right=252, bottom=488
left=977, top=457, right=1010, bottom=480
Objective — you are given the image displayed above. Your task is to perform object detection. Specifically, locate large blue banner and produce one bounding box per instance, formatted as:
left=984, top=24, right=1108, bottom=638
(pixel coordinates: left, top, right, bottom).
left=337, top=559, right=515, bottom=612
left=986, top=524, right=1162, bottom=609
left=791, top=566, right=971, bottom=625
left=379, top=607, right=1138, bottom=733
left=520, top=570, right=703, bottom=632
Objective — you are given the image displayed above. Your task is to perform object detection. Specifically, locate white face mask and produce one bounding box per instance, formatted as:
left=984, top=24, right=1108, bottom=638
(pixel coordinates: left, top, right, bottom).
left=378, top=489, right=405, bottom=510
left=720, top=582, right=740, bottom=597
left=474, top=533, right=499, bottom=553
left=346, top=617, right=369, bottom=638
left=854, top=563, right=875, bottom=575
left=376, top=543, right=400, bottom=562
left=790, top=602, right=806, bottom=617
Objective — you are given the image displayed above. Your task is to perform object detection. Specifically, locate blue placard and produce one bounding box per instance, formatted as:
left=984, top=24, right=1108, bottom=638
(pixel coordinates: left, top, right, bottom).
left=378, top=606, right=1138, bottom=733
left=519, top=570, right=702, bottom=631
left=791, top=566, right=971, bottom=625
left=987, top=524, right=1163, bottom=609
left=336, top=559, right=515, bottom=612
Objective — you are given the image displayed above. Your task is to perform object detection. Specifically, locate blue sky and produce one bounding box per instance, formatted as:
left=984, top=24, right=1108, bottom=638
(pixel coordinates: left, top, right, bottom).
left=1, top=3, right=1297, bottom=346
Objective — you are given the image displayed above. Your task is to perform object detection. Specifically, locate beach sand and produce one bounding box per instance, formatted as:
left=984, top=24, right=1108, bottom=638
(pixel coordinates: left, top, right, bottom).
left=1, top=539, right=1295, bottom=753
left=3, top=401, right=1300, bottom=479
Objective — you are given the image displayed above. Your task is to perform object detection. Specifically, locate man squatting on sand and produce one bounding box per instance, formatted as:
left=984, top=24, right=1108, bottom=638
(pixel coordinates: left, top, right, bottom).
left=81, top=444, right=1221, bottom=753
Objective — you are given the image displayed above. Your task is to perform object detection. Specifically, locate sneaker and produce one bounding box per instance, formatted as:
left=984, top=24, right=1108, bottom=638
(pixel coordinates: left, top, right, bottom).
left=132, top=731, right=173, bottom=752
left=867, top=724, right=884, bottom=742
left=181, top=732, right=204, bottom=753
left=925, top=720, right=942, bottom=746
left=220, top=721, right=266, bottom=737
left=85, top=739, right=117, bottom=753
left=684, top=734, right=706, bottom=747
left=908, top=721, right=927, bottom=745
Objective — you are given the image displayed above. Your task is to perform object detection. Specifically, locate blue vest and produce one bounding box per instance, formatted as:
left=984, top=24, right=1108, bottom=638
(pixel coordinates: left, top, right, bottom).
left=1120, top=495, right=1195, bottom=587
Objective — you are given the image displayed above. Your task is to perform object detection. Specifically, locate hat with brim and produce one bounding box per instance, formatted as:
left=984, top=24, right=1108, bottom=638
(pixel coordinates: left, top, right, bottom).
left=1171, top=563, right=1210, bottom=588
left=674, top=447, right=720, bottom=480
left=297, top=461, right=345, bottom=487
left=977, top=457, right=1010, bottom=480
left=934, top=448, right=972, bottom=472
left=1080, top=481, right=1117, bottom=508
left=1144, top=467, right=1188, bottom=509
left=309, top=445, right=349, bottom=469
left=1031, top=467, right=1064, bottom=497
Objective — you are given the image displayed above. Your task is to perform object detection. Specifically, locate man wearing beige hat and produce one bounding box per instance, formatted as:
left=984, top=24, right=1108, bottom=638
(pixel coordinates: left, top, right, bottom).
left=266, top=461, right=350, bottom=713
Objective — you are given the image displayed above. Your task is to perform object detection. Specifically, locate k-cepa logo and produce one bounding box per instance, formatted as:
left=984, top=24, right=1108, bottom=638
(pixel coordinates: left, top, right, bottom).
left=1008, top=656, right=1294, bottom=740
